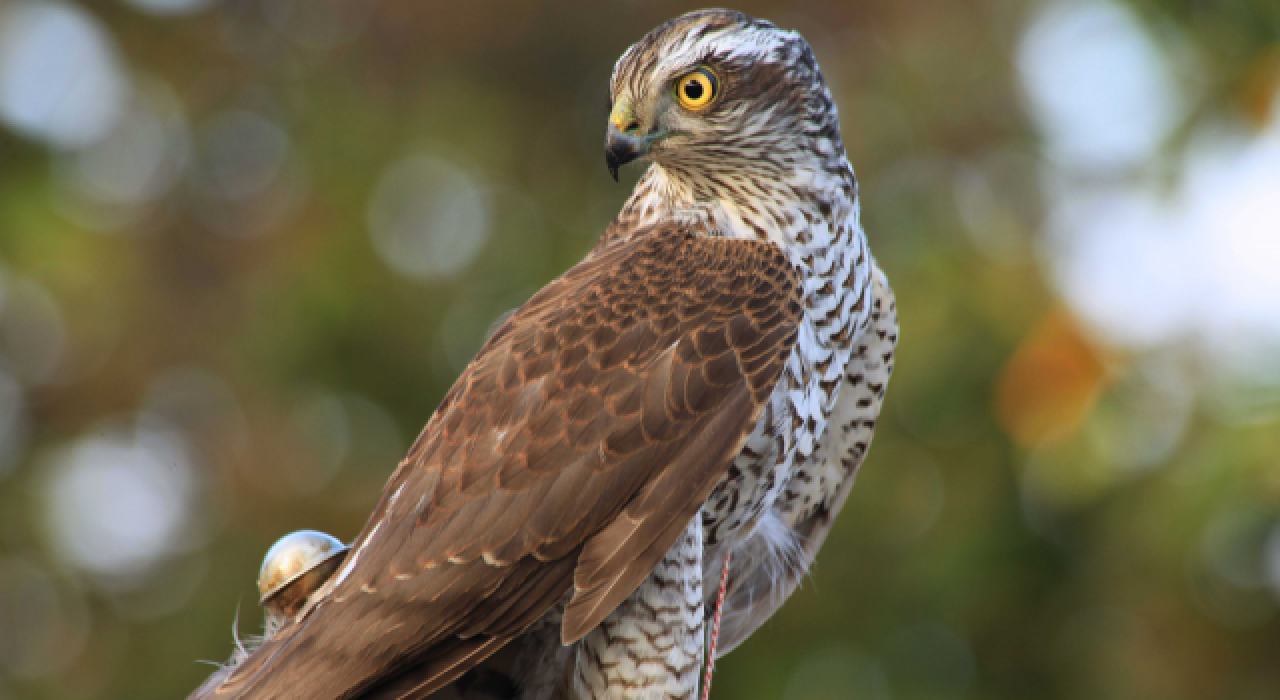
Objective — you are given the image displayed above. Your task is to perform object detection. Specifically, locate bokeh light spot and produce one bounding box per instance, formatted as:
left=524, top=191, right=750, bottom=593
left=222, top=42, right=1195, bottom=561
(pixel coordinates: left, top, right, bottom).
left=42, top=423, right=202, bottom=590
left=367, top=155, right=492, bottom=281
left=118, top=0, right=216, bottom=16
left=1018, top=0, right=1180, bottom=171
left=1043, top=111, right=1280, bottom=383
left=53, top=80, right=191, bottom=230
left=193, top=109, right=291, bottom=202
left=0, top=2, right=127, bottom=148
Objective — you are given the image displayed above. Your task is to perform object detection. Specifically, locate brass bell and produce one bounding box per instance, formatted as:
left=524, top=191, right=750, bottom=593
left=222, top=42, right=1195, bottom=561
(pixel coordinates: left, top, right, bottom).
left=258, top=530, right=349, bottom=621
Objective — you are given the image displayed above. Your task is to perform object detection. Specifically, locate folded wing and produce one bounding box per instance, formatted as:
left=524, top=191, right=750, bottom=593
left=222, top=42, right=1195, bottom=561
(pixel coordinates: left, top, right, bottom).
left=194, top=224, right=804, bottom=700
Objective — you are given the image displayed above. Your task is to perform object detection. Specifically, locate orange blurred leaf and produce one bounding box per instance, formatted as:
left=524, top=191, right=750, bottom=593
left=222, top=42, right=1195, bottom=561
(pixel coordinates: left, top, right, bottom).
left=995, top=309, right=1110, bottom=447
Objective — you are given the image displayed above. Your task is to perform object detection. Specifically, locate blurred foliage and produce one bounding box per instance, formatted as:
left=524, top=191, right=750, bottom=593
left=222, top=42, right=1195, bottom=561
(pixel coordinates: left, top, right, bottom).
left=0, top=1, right=1279, bottom=699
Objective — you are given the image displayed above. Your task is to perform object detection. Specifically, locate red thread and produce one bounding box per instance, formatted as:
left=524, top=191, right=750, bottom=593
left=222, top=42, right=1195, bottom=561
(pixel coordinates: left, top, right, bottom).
left=701, top=550, right=732, bottom=700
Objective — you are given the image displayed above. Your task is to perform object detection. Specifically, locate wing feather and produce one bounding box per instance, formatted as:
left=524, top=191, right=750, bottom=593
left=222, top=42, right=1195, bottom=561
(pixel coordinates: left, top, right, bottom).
left=192, top=224, right=802, bottom=700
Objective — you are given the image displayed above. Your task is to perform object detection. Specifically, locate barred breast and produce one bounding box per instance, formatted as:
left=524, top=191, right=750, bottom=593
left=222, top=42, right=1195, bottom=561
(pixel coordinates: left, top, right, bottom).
left=701, top=217, right=873, bottom=550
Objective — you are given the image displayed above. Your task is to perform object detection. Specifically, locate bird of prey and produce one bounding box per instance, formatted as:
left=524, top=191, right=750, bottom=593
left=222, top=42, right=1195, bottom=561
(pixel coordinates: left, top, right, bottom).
left=193, top=9, right=897, bottom=700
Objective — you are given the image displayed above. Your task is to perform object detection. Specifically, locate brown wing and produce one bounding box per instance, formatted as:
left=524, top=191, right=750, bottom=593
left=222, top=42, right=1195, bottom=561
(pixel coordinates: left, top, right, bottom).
left=194, top=224, right=803, bottom=700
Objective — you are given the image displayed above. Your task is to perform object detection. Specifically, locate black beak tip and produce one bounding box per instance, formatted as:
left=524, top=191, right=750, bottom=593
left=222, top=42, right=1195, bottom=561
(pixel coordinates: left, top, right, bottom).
left=605, top=127, right=642, bottom=182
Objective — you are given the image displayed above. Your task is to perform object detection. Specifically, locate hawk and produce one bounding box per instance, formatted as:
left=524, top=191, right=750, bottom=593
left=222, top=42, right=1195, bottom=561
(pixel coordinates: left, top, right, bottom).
left=193, top=9, right=897, bottom=700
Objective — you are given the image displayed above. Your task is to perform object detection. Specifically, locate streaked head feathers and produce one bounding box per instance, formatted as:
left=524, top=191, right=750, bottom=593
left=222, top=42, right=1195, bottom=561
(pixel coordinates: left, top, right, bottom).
left=606, top=9, right=844, bottom=178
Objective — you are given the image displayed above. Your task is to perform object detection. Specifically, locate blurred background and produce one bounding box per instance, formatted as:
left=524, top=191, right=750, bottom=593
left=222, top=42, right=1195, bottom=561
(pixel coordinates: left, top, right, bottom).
left=0, top=0, right=1278, bottom=698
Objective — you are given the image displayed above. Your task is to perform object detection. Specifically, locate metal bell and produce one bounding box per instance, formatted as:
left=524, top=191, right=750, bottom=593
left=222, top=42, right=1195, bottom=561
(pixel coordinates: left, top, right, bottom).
left=258, top=530, right=349, bottom=619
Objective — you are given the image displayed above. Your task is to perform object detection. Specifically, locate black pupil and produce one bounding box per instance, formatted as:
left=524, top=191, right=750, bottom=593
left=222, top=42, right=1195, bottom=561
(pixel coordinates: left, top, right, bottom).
left=684, top=80, right=705, bottom=100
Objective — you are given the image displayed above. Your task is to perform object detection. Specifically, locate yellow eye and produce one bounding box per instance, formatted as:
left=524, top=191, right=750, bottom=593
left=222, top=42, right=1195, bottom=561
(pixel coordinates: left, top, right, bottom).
left=675, top=67, right=718, bottom=110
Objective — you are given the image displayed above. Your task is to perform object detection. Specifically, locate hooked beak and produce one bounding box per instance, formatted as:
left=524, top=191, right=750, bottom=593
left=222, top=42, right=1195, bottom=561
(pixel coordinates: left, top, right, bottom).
left=605, top=96, right=647, bottom=181
left=605, top=125, right=647, bottom=182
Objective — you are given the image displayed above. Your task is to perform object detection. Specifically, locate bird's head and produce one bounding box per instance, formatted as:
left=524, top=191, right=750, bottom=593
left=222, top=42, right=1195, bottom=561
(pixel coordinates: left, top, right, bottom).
left=605, top=9, right=842, bottom=182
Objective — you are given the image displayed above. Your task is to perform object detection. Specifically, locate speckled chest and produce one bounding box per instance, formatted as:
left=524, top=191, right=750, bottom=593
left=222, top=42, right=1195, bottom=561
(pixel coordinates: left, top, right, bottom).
left=607, top=161, right=871, bottom=547
left=701, top=215, right=873, bottom=546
